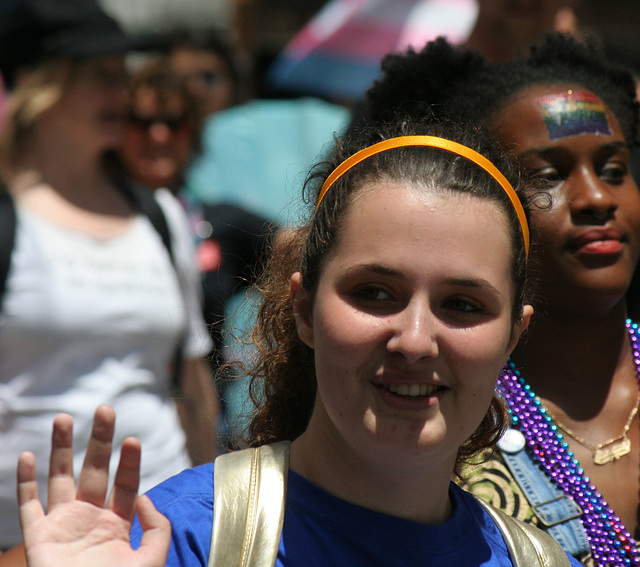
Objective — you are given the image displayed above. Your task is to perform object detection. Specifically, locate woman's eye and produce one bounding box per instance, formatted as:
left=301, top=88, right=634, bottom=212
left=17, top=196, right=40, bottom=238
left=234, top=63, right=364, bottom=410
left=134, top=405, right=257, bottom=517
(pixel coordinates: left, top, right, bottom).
left=353, top=286, right=393, bottom=302
left=534, top=167, right=563, bottom=187
left=601, top=163, right=628, bottom=184
left=444, top=298, right=482, bottom=314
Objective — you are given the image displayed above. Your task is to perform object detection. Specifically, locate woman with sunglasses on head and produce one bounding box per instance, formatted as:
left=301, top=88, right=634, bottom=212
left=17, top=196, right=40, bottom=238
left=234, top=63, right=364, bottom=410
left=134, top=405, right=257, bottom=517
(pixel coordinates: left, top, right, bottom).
left=367, top=33, right=640, bottom=566
left=0, top=0, right=219, bottom=550
left=12, top=115, right=584, bottom=566
left=116, top=61, right=276, bottom=442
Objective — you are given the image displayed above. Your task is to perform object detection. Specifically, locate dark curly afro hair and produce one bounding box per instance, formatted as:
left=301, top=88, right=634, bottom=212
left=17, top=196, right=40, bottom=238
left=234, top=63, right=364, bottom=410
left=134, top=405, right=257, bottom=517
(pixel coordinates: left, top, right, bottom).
left=367, top=33, right=639, bottom=147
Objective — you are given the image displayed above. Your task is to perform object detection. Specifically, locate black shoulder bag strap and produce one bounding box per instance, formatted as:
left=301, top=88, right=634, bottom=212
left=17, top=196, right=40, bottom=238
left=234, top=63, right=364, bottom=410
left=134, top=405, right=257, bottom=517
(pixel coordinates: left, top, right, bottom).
left=0, top=188, right=17, bottom=312
left=113, top=177, right=175, bottom=264
left=110, top=176, right=184, bottom=391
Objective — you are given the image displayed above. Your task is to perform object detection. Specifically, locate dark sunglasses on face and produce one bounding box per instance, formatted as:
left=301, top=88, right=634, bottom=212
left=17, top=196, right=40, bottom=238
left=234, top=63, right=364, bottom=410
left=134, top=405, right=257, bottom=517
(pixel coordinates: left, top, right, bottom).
left=128, top=113, right=189, bottom=132
left=189, top=70, right=228, bottom=88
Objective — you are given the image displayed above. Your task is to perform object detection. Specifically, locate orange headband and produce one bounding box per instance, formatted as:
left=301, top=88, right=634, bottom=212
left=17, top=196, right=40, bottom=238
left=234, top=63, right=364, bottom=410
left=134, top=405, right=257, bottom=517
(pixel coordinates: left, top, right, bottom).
left=316, top=135, right=529, bottom=258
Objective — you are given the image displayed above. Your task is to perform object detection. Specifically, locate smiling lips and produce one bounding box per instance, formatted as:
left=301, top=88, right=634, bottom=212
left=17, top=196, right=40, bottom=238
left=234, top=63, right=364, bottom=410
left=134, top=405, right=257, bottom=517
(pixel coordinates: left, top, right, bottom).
left=382, top=383, right=441, bottom=398
left=569, top=227, right=624, bottom=255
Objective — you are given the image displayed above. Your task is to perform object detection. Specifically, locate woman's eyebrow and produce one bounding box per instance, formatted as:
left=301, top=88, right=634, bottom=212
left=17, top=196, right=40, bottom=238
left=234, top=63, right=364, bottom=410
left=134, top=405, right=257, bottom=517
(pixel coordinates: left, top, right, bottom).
left=519, top=146, right=567, bottom=160
left=344, top=263, right=405, bottom=278
left=444, top=277, right=505, bottom=300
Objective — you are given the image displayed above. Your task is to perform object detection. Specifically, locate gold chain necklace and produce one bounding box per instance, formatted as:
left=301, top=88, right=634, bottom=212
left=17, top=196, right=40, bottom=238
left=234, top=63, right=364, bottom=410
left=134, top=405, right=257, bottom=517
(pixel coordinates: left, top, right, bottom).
left=543, top=392, right=640, bottom=465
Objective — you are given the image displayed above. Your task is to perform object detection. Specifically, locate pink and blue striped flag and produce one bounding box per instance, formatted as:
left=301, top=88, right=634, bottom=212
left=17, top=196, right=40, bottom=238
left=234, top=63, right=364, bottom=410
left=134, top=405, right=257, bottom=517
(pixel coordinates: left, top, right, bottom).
left=267, top=0, right=477, bottom=102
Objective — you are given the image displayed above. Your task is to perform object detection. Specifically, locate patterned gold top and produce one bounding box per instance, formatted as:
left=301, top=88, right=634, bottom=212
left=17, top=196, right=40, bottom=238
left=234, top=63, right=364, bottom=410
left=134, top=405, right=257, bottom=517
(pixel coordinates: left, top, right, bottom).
left=458, top=451, right=595, bottom=567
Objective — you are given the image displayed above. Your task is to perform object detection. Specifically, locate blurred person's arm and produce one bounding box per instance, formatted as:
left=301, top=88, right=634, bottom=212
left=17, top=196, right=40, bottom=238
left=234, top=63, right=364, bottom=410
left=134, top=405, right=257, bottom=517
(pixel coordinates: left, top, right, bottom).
left=0, top=545, right=26, bottom=567
left=176, top=358, right=220, bottom=465
left=152, top=190, right=220, bottom=464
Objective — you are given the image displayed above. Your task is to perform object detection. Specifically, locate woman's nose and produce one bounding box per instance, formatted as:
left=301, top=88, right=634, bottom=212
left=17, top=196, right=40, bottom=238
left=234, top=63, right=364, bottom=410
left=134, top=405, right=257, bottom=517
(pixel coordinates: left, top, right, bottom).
left=386, top=303, right=439, bottom=363
left=569, top=165, right=618, bottom=221
left=148, top=123, right=172, bottom=143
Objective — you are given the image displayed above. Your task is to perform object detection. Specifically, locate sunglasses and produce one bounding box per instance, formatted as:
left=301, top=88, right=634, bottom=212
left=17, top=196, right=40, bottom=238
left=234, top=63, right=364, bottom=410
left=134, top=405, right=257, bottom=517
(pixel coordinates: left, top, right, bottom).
left=128, top=113, right=190, bottom=132
left=187, top=70, right=229, bottom=89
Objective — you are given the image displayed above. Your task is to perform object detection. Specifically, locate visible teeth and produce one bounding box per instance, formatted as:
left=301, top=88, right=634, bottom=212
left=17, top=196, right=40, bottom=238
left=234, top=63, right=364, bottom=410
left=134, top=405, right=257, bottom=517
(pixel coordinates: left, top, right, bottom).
left=385, top=383, right=437, bottom=397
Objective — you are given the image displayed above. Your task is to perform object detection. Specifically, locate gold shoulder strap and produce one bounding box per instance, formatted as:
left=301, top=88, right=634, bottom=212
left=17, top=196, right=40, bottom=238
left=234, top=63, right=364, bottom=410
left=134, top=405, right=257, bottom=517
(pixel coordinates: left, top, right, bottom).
left=474, top=496, right=571, bottom=566
left=209, top=441, right=291, bottom=567
left=208, top=443, right=568, bottom=566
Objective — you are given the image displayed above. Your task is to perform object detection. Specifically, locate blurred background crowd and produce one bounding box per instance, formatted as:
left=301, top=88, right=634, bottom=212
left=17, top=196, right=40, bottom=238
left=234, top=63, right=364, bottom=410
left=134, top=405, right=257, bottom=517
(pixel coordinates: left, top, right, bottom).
left=0, top=0, right=639, bottom=551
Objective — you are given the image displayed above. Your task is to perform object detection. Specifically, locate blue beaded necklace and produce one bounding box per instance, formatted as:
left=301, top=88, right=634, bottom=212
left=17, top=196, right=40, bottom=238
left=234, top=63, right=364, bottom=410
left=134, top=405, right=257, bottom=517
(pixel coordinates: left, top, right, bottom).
left=498, top=319, right=640, bottom=566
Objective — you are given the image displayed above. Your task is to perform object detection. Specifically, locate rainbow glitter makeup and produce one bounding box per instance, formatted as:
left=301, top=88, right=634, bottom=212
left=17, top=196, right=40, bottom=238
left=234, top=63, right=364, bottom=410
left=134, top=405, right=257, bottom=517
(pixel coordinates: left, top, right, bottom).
left=538, top=91, right=612, bottom=141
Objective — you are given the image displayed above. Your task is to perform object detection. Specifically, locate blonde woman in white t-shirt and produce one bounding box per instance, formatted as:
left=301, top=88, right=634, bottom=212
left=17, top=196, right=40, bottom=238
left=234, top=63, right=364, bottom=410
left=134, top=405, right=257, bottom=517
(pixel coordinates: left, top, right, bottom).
left=0, top=0, right=219, bottom=550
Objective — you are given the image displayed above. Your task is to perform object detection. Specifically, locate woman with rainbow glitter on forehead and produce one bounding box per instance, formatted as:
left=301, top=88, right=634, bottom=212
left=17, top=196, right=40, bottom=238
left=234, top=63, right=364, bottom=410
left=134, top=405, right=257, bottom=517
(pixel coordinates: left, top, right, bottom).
left=367, top=33, right=640, bottom=566
left=7, top=116, right=585, bottom=566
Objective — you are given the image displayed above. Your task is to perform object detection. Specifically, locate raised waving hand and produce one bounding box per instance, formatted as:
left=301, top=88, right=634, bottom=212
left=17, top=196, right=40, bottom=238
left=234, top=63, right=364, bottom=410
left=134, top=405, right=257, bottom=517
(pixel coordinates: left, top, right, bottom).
left=17, top=405, right=170, bottom=567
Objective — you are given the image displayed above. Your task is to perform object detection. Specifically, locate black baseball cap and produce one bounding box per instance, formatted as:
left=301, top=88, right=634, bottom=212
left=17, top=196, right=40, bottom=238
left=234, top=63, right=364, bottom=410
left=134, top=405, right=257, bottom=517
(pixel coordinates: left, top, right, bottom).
left=0, top=0, right=139, bottom=88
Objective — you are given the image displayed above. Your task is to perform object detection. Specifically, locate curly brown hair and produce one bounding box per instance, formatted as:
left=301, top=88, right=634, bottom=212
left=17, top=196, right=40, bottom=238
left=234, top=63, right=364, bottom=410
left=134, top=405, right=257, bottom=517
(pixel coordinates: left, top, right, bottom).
left=235, top=116, right=532, bottom=473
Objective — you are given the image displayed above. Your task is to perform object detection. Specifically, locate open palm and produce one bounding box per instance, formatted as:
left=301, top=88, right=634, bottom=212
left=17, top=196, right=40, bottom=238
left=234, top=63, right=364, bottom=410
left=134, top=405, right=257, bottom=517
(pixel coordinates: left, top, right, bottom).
left=18, top=406, right=170, bottom=567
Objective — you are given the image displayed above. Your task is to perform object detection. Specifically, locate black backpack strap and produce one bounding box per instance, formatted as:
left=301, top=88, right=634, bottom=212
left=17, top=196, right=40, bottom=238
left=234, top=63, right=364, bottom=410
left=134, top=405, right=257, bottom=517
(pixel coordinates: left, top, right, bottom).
left=0, top=188, right=17, bottom=312
left=112, top=176, right=184, bottom=391
left=113, top=177, right=175, bottom=265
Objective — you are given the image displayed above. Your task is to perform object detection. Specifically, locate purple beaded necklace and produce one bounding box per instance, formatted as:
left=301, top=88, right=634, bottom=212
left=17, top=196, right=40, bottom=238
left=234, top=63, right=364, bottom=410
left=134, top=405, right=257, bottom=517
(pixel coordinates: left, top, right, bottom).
left=498, top=319, right=640, bottom=567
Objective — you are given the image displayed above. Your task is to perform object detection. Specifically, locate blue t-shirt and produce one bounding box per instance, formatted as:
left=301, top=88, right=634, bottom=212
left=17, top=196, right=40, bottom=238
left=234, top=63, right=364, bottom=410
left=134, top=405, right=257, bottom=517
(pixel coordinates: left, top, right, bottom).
left=131, top=463, right=582, bottom=566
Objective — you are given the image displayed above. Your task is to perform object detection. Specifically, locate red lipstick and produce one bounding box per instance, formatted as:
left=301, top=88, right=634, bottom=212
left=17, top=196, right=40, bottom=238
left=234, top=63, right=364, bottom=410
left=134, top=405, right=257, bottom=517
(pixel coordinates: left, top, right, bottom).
left=569, top=227, right=624, bottom=255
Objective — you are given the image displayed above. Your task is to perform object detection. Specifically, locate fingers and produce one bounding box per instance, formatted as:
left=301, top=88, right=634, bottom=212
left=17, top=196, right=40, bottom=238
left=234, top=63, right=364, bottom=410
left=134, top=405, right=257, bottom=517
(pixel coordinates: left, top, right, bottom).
left=17, top=451, right=45, bottom=532
left=47, top=413, right=76, bottom=510
left=107, top=436, right=141, bottom=522
left=17, top=451, right=38, bottom=490
left=76, top=405, right=115, bottom=507
left=136, top=495, right=171, bottom=564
